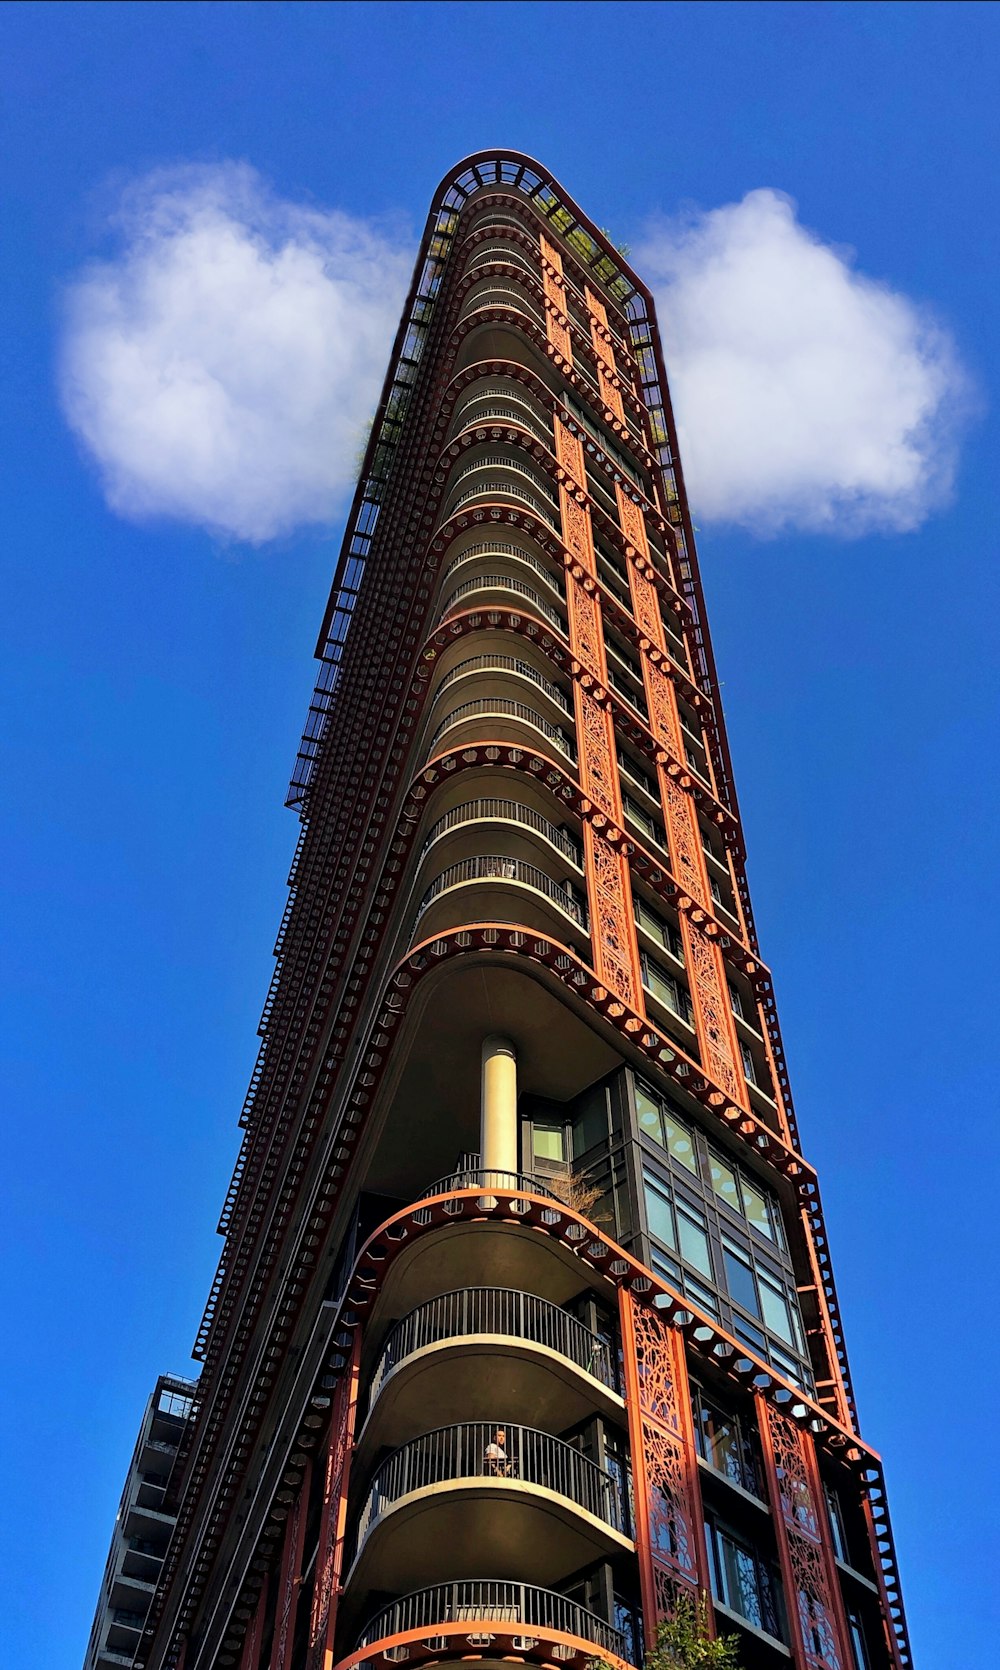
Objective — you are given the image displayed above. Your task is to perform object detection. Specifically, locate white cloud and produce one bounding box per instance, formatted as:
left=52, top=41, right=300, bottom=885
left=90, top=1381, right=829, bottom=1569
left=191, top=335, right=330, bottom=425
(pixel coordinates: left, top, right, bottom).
left=638, top=190, right=971, bottom=534
left=59, top=164, right=413, bottom=543
left=61, top=170, right=969, bottom=546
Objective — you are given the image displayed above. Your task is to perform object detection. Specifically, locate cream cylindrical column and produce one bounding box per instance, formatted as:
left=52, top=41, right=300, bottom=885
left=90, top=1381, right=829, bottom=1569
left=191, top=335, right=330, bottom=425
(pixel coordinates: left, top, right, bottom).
left=481, top=1035, right=518, bottom=1181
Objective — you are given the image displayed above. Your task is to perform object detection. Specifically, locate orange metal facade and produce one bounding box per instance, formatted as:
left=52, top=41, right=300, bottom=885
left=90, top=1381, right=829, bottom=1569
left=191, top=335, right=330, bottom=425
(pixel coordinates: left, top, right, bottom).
left=125, top=154, right=911, bottom=1670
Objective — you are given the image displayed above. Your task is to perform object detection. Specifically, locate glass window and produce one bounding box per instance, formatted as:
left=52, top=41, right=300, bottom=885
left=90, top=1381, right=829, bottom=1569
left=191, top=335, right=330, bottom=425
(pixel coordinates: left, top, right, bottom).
left=644, top=1177, right=676, bottom=1250
left=532, top=1122, right=566, bottom=1162
left=740, top=1042, right=757, bottom=1084
left=663, top=1110, right=697, bottom=1173
left=710, top=1146, right=786, bottom=1251
left=625, top=795, right=656, bottom=839
left=825, top=1485, right=849, bottom=1564
left=635, top=1083, right=697, bottom=1172
left=706, top=1520, right=784, bottom=1641
left=643, top=956, right=679, bottom=1013
left=636, top=1085, right=663, bottom=1143
left=723, top=1243, right=761, bottom=1319
left=847, top=1610, right=870, bottom=1670
left=759, top=1273, right=795, bottom=1346
left=692, top=1388, right=762, bottom=1496
left=685, top=1273, right=721, bottom=1318
left=710, top=1154, right=741, bottom=1214
left=677, top=1203, right=713, bottom=1278
left=742, top=1176, right=780, bottom=1245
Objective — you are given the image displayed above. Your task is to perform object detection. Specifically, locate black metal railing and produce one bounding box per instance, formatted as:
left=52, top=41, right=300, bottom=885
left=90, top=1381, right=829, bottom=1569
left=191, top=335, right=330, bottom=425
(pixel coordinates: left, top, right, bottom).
left=357, top=1579, right=627, bottom=1658
left=369, top=1287, right=619, bottom=1403
left=415, top=856, right=586, bottom=926
left=416, top=1166, right=559, bottom=1202
left=420, top=797, right=581, bottom=864
left=356, top=1420, right=627, bottom=1546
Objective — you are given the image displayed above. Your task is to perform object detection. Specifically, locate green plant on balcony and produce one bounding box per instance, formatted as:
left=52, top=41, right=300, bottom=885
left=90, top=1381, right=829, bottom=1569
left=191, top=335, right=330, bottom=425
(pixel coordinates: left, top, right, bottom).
left=590, top=1593, right=740, bottom=1670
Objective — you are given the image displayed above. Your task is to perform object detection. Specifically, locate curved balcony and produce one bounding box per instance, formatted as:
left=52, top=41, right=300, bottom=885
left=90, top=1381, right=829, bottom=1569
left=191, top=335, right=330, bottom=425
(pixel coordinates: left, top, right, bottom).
left=356, top=1579, right=629, bottom=1663
left=416, top=1166, right=559, bottom=1203
left=414, top=856, right=586, bottom=940
left=464, top=211, right=536, bottom=239
left=438, top=573, right=565, bottom=633
left=447, top=480, right=560, bottom=530
left=432, top=654, right=571, bottom=717
left=347, top=1420, right=631, bottom=1599
left=452, top=393, right=550, bottom=443
left=449, top=452, right=553, bottom=498
left=461, top=283, right=547, bottom=330
left=428, top=698, right=575, bottom=761
left=463, top=239, right=538, bottom=274
left=419, top=797, right=581, bottom=867
left=440, top=540, right=565, bottom=603
left=359, top=1421, right=626, bottom=1540
left=359, top=1286, right=623, bottom=1470
left=370, top=1285, right=617, bottom=1395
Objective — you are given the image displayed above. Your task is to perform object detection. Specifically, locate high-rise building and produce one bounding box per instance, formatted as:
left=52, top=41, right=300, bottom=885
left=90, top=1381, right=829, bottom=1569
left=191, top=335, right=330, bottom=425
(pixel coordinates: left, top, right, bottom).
left=130, top=152, right=912, bottom=1670
left=84, top=1374, right=197, bottom=1670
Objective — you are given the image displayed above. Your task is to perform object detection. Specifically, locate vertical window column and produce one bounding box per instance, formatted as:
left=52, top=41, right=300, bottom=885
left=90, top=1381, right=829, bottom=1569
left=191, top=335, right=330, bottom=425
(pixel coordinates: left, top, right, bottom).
left=585, top=285, right=626, bottom=425
left=555, top=414, right=644, bottom=1015
left=617, top=481, right=749, bottom=1111
left=539, top=233, right=574, bottom=367
left=755, top=1397, right=854, bottom=1670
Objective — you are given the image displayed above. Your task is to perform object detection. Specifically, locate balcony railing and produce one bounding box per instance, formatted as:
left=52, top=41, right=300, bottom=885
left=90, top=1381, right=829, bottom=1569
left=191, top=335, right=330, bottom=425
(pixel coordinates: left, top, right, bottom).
left=429, top=697, right=574, bottom=758
left=356, top=1420, right=627, bottom=1547
left=463, top=242, right=538, bottom=274
left=416, top=1166, right=559, bottom=1202
left=440, top=573, right=565, bottom=632
left=453, top=399, right=549, bottom=442
left=415, top=856, right=586, bottom=929
left=454, top=380, right=549, bottom=429
left=434, top=653, right=571, bottom=713
left=420, top=798, right=580, bottom=864
left=357, top=1579, right=628, bottom=1660
left=462, top=285, right=547, bottom=327
left=442, top=541, right=566, bottom=600
left=369, top=1287, right=619, bottom=1405
left=448, top=481, right=560, bottom=529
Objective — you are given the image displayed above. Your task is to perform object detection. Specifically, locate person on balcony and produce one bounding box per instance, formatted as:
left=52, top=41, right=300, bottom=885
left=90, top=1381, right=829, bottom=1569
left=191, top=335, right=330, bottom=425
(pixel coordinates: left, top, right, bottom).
left=483, top=1427, right=512, bottom=1476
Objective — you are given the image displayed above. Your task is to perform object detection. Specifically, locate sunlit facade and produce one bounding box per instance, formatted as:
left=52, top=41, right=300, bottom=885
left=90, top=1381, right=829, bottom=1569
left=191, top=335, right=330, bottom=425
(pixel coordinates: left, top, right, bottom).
left=130, top=152, right=911, bottom=1670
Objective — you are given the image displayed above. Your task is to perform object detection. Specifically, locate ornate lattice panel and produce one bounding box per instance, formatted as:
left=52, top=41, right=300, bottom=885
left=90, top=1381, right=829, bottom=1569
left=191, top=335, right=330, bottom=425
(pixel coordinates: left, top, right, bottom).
left=540, top=233, right=573, bottom=362
left=619, top=1290, right=707, bottom=1645
left=306, top=1341, right=360, bottom=1670
left=270, top=1458, right=312, bottom=1670
left=562, top=495, right=599, bottom=586
left=584, top=823, right=641, bottom=1009
left=573, top=683, right=617, bottom=817
left=685, top=927, right=744, bottom=1101
left=586, top=286, right=625, bottom=420
left=757, top=1397, right=852, bottom=1670
left=554, top=413, right=586, bottom=488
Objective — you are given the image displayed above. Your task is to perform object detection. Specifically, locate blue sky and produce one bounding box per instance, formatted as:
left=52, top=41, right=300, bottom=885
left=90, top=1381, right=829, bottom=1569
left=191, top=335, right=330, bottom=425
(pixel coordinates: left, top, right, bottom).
left=2, top=4, right=997, bottom=1666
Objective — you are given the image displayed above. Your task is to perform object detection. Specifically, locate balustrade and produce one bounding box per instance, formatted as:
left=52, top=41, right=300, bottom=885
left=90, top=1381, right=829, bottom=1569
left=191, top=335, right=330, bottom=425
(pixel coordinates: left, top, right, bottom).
left=357, top=1579, right=627, bottom=1660
left=369, top=1286, right=618, bottom=1405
